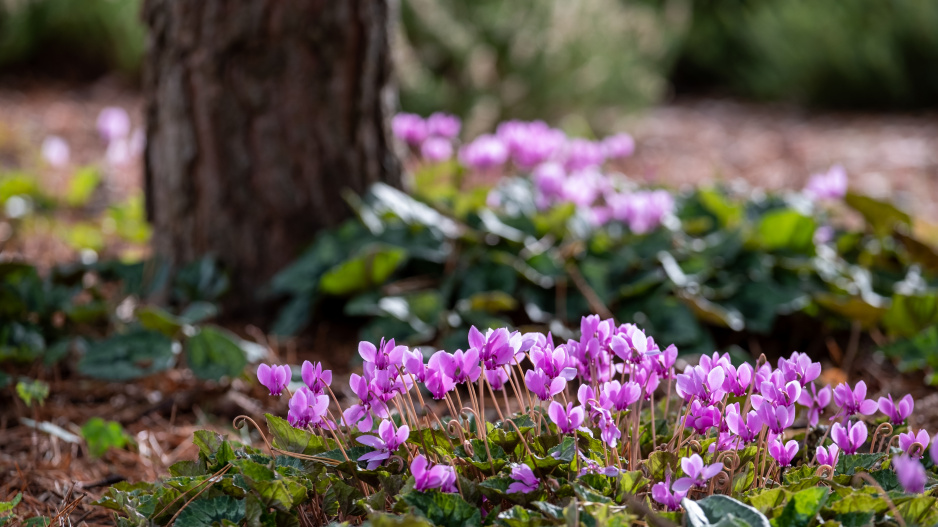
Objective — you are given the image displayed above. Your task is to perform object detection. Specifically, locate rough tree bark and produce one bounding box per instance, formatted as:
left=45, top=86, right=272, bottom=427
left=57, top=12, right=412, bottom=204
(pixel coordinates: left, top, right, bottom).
left=142, top=0, right=401, bottom=313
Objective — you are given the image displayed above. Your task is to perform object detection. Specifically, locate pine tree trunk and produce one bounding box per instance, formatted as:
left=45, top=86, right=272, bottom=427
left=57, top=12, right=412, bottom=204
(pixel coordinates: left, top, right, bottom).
left=142, top=0, right=401, bottom=313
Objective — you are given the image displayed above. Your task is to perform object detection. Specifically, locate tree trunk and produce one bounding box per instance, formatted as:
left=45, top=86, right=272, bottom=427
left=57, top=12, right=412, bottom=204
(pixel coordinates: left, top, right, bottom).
left=142, top=0, right=401, bottom=314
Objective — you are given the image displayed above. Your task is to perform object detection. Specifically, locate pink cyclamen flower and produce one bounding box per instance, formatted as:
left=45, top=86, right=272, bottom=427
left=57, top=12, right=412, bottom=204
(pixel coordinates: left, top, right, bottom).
left=892, top=454, right=926, bottom=494
left=257, top=363, right=291, bottom=396
left=816, top=444, right=840, bottom=467
left=484, top=366, right=510, bottom=391
left=722, top=363, right=753, bottom=397
left=420, top=137, right=453, bottom=162
left=684, top=401, right=722, bottom=435
left=301, top=360, right=332, bottom=395
left=898, top=430, right=930, bottom=458
left=411, top=454, right=457, bottom=493
left=780, top=352, right=822, bottom=386
left=403, top=348, right=427, bottom=382
left=797, top=383, right=832, bottom=427
left=547, top=401, right=585, bottom=434
left=424, top=368, right=456, bottom=400
left=651, top=344, right=678, bottom=379
left=468, top=326, right=515, bottom=369
left=41, top=136, right=70, bottom=168
left=459, top=134, right=508, bottom=170
left=672, top=454, right=724, bottom=493
left=932, top=435, right=938, bottom=465
left=391, top=113, right=428, bottom=145
left=97, top=107, right=131, bottom=143
left=725, top=407, right=762, bottom=444
left=675, top=364, right=726, bottom=405
left=357, top=419, right=410, bottom=469
left=651, top=474, right=687, bottom=512
left=878, top=394, right=914, bottom=426
left=600, top=380, right=641, bottom=412
left=437, top=349, right=482, bottom=384
left=525, top=369, right=566, bottom=401
left=602, top=133, right=635, bottom=159
left=805, top=165, right=847, bottom=201
left=832, top=381, right=877, bottom=419
left=768, top=437, right=800, bottom=467
left=757, top=402, right=795, bottom=436
left=359, top=338, right=406, bottom=370
left=426, top=112, right=461, bottom=139
left=287, top=387, right=330, bottom=429
left=507, top=464, right=539, bottom=494
left=533, top=162, right=566, bottom=202
left=830, top=421, right=868, bottom=455
left=563, top=138, right=605, bottom=171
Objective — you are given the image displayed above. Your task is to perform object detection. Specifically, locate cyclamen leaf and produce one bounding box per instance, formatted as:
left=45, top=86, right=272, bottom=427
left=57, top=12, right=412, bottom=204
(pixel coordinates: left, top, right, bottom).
left=770, top=487, right=828, bottom=527
left=402, top=491, right=481, bottom=527
left=686, top=495, right=771, bottom=527
left=265, top=413, right=333, bottom=456
left=173, top=496, right=245, bottom=527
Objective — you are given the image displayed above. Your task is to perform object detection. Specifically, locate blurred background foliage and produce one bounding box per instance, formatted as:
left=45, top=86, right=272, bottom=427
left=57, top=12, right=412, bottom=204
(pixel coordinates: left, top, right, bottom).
left=2, top=0, right=937, bottom=113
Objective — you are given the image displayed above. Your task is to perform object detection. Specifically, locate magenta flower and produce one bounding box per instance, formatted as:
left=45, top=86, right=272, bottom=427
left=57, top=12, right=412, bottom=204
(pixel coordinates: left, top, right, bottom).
left=600, top=380, right=641, bottom=412
left=676, top=364, right=726, bottom=405
left=533, top=162, right=566, bottom=203
left=424, top=368, right=456, bottom=400
left=651, top=344, right=678, bottom=379
left=507, top=464, right=539, bottom=494
left=610, top=190, right=674, bottom=235
left=301, top=360, right=332, bottom=395
left=898, top=430, right=930, bottom=458
left=524, top=369, right=566, bottom=401
left=529, top=341, right=576, bottom=381
left=411, top=454, right=457, bottom=493
left=97, top=107, right=131, bottom=143
left=359, top=338, right=406, bottom=370
left=633, top=366, right=660, bottom=401
left=403, top=348, right=427, bottom=382
left=343, top=373, right=390, bottom=432
left=722, top=363, right=753, bottom=397
left=768, top=437, right=800, bottom=467
left=426, top=112, right=461, bottom=139
left=725, top=407, right=762, bottom=444
left=797, top=383, right=832, bottom=427
left=602, top=133, right=635, bottom=159
left=878, top=394, right=914, bottom=426
left=547, top=401, right=586, bottom=434
left=610, top=326, right=656, bottom=365
left=780, top=352, right=822, bottom=386
left=257, top=363, right=291, bottom=396
left=468, top=326, right=516, bottom=369
left=484, top=366, right=510, bottom=391
left=459, top=134, right=508, bottom=170
left=392, top=113, right=428, bottom=145
left=437, top=349, right=482, bottom=385
left=816, top=444, right=840, bottom=467
left=757, top=403, right=795, bottom=436
left=563, top=138, right=605, bottom=171
left=757, top=372, right=802, bottom=408
left=672, top=454, right=724, bottom=493
left=832, top=381, right=877, bottom=419
left=651, top=474, right=687, bottom=512
left=497, top=120, right=566, bottom=168
left=932, top=435, right=938, bottom=466
left=41, top=136, right=70, bottom=168
left=684, top=401, right=722, bottom=435
left=357, top=419, right=410, bottom=469
left=420, top=137, right=453, bottom=162
left=830, top=421, right=868, bottom=455
left=892, top=454, right=926, bottom=494
left=708, top=432, right=741, bottom=454
left=805, top=165, right=847, bottom=201
left=287, top=387, right=330, bottom=429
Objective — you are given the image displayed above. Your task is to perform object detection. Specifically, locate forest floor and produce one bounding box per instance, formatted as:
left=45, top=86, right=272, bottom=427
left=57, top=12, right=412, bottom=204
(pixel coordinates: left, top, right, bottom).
left=2, top=83, right=938, bottom=524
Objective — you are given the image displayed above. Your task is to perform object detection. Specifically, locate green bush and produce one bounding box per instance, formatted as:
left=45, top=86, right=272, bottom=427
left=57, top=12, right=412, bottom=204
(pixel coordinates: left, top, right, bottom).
left=0, top=0, right=145, bottom=75
left=672, top=0, right=938, bottom=108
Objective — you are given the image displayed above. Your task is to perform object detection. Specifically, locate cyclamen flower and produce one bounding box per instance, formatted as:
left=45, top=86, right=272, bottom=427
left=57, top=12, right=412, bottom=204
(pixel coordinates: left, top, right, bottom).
left=898, top=430, right=930, bottom=458
left=725, top=407, right=762, bottom=444
left=684, top=401, right=722, bottom=435
left=484, top=366, right=510, bottom=391
left=392, top=113, right=428, bottom=145
left=507, top=464, right=539, bottom=494
left=459, top=135, right=508, bottom=170
left=676, top=364, right=726, bottom=405
left=797, top=383, right=832, bottom=427
left=672, top=454, right=723, bottom=493
left=651, top=344, right=678, bottom=379
left=768, top=437, right=800, bottom=467
left=301, top=361, right=332, bottom=395
left=496, top=120, right=565, bottom=168
left=633, top=366, right=660, bottom=401
left=257, top=363, right=291, bottom=396
left=651, top=474, right=686, bottom=512
left=832, top=381, right=877, bottom=419
left=529, top=340, right=577, bottom=381
left=548, top=401, right=586, bottom=434
left=878, top=394, right=914, bottom=426
left=600, top=380, right=641, bottom=412
left=403, top=348, right=427, bottom=382
left=816, top=445, right=840, bottom=467
left=563, top=138, right=605, bottom=171
left=932, top=435, right=938, bottom=465
left=831, top=421, right=868, bottom=455
left=357, top=420, right=409, bottom=469
left=343, top=373, right=390, bottom=432
left=426, top=112, right=461, bottom=139
left=41, top=136, right=70, bottom=168
left=424, top=368, right=456, bottom=400
left=359, top=339, right=406, bottom=370
left=780, top=352, right=822, bottom=386
left=287, top=387, right=330, bottom=429
left=411, top=455, right=457, bottom=493
left=602, top=133, right=635, bottom=159
left=722, top=363, right=753, bottom=397
left=525, top=369, right=566, bottom=401
left=805, top=165, right=847, bottom=201
left=420, top=137, right=453, bottom=162
left=756, top=371, right=802, bottom=408
left=892, top=454, right=926, bottom=494
left=534, top=162, right=566, bottom=203
left=757, top=402, right=795, bottom=436
left=437, top=349, right=482, bottom=384
left=468, top=326, right=516, bottom=369
left=97, top=107, right=131, bottom=143
left=708, top=432, right=741, bottom=454
left=610, top=190, right=674, bottom=235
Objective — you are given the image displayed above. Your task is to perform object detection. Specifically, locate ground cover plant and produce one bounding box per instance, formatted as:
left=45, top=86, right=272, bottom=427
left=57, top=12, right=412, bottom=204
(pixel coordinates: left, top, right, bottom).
left=94, top=317, right=938, bottom=526
left=271, top=113, right=938, bottom=383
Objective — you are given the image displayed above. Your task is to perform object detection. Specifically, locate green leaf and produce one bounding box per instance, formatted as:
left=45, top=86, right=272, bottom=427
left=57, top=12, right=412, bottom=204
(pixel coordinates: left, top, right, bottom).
left=0, top=493, right=21, bottom=513
left=319, top=245, right=408, bottom=295
left=369, top=513, right=435, bottom=527
left=233, top=459, right=307, bottom=511
left=401, top=491, right=482, bottom=527
left=185, top=326, right=247, bottom=380
left=136, top=305, right=183, bottom=337
left=835, top=453, right=884, bottom=476
left=685, top=495, right=771, bottom=527
left=174, top=496, right=245, bottom=527
left=827, top=491, right=888, bottom=516
left=178, top=301, right=219, bottom=324
left=882, top=293, right=938, bottom=338
left=81, top=418, right=131, bottom=458
left=64, top=167, right=101, bottom=207
left=755, top=209, right=816, bottom=253
left=77, top=330, right=175, bottom=381
left=896, top=496, right=938, bottom=525
left=645, top=450, right=678, bottom=483
left=265, top=414, right=333, bottom=456
left=771, top=487, right=828, bottom=527
left=699, top=188, right=744, bottom=228
left=15, top=379, right=49, bottom=407
left=844, top=192, right=911, bottom=237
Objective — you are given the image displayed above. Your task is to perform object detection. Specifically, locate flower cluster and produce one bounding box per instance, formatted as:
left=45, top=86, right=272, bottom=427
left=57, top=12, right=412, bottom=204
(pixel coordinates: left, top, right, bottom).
left=256, top=313, right=937, bottom=509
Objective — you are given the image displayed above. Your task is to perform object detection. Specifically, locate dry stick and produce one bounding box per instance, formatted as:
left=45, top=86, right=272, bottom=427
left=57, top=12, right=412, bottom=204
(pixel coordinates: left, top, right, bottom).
left=483, top=372, right=507, bottom=423
left=324, top=385, right=352, bottom=442
left=478, top=373, right=487, bottom=441
left=842, top=321, right=862, bottom=378
left=631, top=396, right=644, bottom=469
left=663, top=375, right=673, bottom=422
left=466, top=381, right=483, bottom=439
left=501, top=386, right=512, bottom=416
left=649, top=392, right=658, bottom=452
left=512, top=360, right=536, bottom=416
left=565, top=262, right=614, bottom=319
left=461, top=406, right=497, bottom=476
